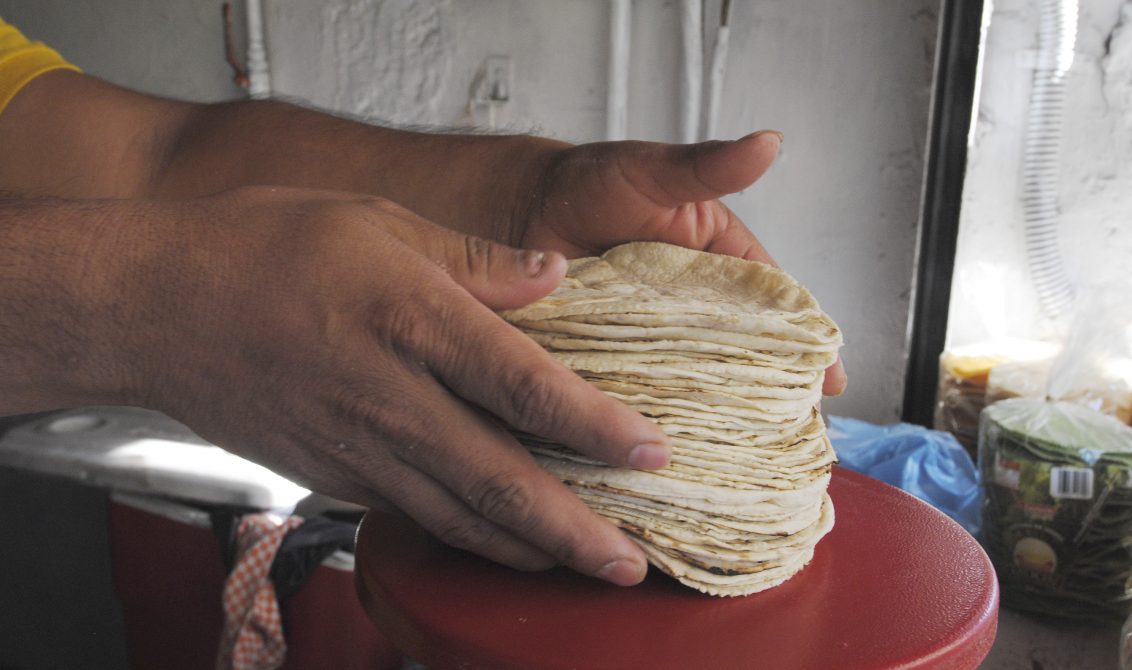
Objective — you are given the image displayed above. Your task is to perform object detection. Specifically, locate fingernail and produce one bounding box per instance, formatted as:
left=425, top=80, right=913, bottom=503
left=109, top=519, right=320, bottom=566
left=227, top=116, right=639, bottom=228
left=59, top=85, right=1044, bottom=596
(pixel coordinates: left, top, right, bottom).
left=596, top=558, right=647, bottom=586
left=518, top=250, right=546, bottom=277
left=743, top=129, right=784, bottom=143
left=824, top=360, right=848, bottom=397
left=829, top=376, right=847, bottom=397
left=628, top=442, right=671, bottom=469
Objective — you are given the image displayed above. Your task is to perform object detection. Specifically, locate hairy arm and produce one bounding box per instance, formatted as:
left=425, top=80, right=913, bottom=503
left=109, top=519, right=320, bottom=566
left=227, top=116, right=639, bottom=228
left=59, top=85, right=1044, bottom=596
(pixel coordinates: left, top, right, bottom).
left=0, top=69, right=846, bottom=396
left=0, top=187, right=666, bottom=585
left=0, top=70, right=558, bottom=241
left=0, top=64, right=842, bottom=583
left=0, top=196, right=141, bottom=413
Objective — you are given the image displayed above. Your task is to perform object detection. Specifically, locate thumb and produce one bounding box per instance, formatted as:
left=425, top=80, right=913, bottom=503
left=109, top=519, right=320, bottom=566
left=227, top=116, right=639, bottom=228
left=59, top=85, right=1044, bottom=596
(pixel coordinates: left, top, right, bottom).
left=625, top=129, right=782, bottom=207
left=395, top=217, right=567, bottom=310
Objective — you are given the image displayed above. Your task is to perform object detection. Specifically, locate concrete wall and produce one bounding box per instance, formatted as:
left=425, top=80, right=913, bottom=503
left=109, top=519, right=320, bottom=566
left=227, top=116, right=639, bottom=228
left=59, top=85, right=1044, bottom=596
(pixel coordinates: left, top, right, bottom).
left=1, top=0, right=940, bottom=422
left=948, top=0, right=1132, bottom=348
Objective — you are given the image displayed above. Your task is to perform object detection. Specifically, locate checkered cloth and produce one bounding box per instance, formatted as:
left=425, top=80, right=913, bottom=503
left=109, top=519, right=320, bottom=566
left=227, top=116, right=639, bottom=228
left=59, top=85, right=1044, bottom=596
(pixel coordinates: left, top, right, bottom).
left=216, top=513, right=305, bottom=670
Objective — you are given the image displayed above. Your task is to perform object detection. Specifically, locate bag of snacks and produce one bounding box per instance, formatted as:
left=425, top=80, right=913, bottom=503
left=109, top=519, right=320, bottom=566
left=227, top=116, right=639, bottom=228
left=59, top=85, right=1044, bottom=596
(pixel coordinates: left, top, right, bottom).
left=979, top=398, right=1132, bottom=621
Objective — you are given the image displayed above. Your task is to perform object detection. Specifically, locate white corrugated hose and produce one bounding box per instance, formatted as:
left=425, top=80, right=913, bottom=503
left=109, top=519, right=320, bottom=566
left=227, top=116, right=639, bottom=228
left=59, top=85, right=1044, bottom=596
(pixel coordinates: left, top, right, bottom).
left=1022, top=0, right=1077, bottom=317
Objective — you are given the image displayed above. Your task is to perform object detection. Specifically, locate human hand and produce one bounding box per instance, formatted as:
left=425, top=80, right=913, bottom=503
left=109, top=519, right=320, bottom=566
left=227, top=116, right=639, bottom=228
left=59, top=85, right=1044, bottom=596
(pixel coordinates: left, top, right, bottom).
left=107, top=186, right=670, bottom=585
left=512, top=131, right=847, bottom=395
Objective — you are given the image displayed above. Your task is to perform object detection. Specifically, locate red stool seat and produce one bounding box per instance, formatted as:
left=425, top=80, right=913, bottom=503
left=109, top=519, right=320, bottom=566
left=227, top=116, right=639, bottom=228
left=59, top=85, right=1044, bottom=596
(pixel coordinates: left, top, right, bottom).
left=355, top=467, right=998, bottom=670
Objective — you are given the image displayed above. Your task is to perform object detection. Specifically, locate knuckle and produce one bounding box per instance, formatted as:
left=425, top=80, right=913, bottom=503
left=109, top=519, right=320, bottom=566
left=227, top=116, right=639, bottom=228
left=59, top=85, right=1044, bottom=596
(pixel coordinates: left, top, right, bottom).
left=467, top=472, right=538, bottom=530
left=331, top=380, right=393, bottom=435
left=378, top=287, right=467, bottom=370
left=436, top=517, right=499, bottom=552
left=460, top=235, right=497, bottom=278
left=544, top=532, right=583, bottom=568
left=362, top=196, right=407, bottom=216
left=328, top=381, right=373, bottom=427
left=381, top=295, right=435, bottom=359
left=327, top=377, right=434, bottom=455
left=506, top=367, right=567, bottom=436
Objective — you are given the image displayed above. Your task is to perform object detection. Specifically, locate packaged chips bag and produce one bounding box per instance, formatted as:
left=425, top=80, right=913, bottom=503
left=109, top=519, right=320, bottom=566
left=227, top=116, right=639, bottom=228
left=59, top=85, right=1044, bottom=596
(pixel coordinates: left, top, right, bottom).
left=979, top=398, right=1132, bottom=621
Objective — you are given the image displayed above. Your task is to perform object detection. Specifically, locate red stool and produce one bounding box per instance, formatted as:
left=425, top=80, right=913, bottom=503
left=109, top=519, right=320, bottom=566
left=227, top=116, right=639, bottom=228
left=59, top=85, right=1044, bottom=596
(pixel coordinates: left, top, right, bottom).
left=355, top=467, right=998, bottom=669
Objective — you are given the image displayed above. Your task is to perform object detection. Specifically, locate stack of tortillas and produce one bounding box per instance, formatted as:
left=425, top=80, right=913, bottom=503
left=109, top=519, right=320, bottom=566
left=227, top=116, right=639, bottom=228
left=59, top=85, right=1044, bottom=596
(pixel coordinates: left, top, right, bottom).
left=500, top=242, right=843, bottom=596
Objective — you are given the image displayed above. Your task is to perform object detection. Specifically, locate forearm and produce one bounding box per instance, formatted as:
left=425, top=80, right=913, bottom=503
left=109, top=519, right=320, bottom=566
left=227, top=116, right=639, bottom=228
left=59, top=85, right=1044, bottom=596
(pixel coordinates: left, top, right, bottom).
left=153, top=99, right=566, bottom=241
left=0, top=197, right=145, bottom=414
left=0, top=68, right=568, bottom=243
left=0, top=71, right=191, bottom=200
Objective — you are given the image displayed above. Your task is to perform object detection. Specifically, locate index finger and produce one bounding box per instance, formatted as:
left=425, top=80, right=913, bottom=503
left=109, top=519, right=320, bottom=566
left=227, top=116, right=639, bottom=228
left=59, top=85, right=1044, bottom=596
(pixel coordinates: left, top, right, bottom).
left=384, top=375, right=649, bottom=585
left=404, top=278, right=672, bottom=472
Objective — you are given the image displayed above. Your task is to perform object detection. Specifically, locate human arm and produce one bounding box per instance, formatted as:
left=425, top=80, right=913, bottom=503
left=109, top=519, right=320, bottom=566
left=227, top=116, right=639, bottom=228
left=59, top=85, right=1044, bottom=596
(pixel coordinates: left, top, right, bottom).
left=0, top=188, right=669, bottom=584
left=0, top=65, right=667, bottom=585
left=1, top=61, right=841, bottom=585
left=0, top=70, right=777, bottom=260
left=0, top=69, right=552, bottom=244
left=0, top=69, right=845, bottom=392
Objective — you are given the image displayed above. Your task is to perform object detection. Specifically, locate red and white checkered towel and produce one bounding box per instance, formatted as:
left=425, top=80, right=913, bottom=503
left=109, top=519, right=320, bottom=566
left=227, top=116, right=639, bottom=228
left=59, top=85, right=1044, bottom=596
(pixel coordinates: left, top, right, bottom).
left=216, top=513, right=304, bottom=670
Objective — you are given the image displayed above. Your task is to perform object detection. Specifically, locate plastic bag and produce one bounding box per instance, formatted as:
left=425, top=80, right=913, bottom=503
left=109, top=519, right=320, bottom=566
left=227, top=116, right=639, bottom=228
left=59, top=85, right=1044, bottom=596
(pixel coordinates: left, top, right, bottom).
left=828, top=416, right=982, bottom=535
left=934, top=341, right=1061, bottom=457
left=986, top=357, right=1055, bottom=406
left=979, top=398, right=1132, bottom=622
left=1046, top=286, right=1132, bottom=424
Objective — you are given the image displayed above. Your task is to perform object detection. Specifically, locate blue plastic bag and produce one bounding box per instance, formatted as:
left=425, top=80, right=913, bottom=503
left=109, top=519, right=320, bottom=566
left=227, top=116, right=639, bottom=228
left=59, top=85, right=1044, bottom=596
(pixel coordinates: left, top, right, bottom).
left=828, top=416, right=983, bottom=536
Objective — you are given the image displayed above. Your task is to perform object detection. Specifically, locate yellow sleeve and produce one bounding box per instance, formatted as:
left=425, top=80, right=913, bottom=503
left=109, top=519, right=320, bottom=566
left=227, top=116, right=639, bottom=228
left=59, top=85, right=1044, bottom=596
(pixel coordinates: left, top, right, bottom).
left=0, top=18, right=80, bottom=115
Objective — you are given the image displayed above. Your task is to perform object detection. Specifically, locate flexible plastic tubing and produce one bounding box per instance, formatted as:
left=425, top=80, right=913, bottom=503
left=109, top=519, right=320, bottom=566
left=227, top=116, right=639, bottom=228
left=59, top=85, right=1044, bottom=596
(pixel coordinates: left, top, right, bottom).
left=679, top=0, right=702, bottom=144
left=701, top=0, right=732, bottom=141
left=1022, top=0, right=1077, bottom=317
left=245, top=0, right=271, bottom=99
left=606, top=0, right=631, bottom=141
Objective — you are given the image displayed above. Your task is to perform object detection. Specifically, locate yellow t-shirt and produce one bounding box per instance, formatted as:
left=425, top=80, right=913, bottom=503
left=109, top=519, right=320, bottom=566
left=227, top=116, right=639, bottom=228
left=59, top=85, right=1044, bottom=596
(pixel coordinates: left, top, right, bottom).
left=0, top=18, right=79, bottom=115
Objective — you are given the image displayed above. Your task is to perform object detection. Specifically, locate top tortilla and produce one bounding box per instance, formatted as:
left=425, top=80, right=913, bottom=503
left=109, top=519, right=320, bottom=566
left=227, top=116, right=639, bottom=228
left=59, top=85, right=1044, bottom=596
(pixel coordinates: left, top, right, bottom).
left=500, top=242, right=842, bottom=352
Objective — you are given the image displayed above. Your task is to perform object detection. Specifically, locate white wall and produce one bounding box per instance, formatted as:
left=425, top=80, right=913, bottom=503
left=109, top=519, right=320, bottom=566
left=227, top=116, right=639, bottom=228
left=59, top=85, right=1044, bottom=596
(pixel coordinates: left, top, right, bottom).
left=948, top=0, right=1132, bottom=347
left=0, top=0, right=246, bottom=102
left=0, top=0, right=941, bottom=423
left=712, top=2, right=938, bottom=422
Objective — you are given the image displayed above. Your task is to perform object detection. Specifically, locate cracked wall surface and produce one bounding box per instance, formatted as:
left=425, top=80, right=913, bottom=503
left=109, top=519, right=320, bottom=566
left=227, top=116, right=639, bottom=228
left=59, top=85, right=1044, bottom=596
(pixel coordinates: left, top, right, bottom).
left=321, top=0, right=451, bottom=122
